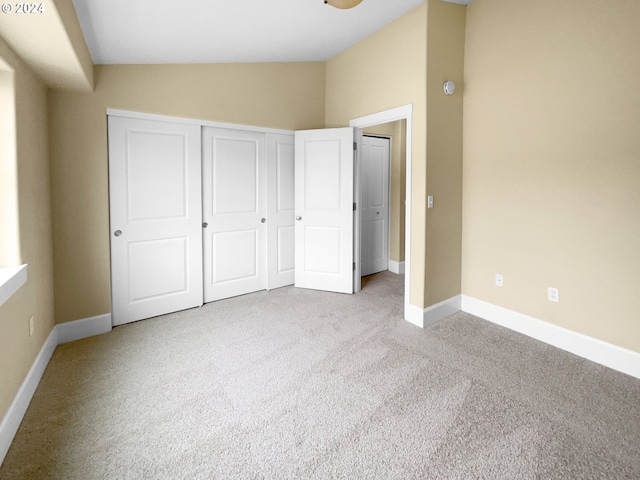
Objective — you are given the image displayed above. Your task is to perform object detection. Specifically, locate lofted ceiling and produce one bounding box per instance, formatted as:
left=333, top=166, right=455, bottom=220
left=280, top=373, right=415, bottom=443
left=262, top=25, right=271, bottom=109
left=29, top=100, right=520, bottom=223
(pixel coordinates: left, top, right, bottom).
left=72, top=0, right=474, bottom=65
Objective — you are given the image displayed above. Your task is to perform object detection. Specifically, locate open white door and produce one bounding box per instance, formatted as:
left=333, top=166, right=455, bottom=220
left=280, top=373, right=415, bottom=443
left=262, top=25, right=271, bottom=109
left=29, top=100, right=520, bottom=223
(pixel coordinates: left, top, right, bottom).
left=202, top=127, right=266, bottom=302
left=108, top=116, right=203, bottom=326
left=294, top=128, right=354, bottom=294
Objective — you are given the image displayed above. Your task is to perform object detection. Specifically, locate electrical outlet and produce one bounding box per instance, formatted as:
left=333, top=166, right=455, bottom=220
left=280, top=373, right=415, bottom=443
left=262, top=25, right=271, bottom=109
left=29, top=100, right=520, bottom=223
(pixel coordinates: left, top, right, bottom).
left=427, top=196, right=434, bottom=209
left=548, top=287, right=559, bottom=303
left=29, top=316, right=35, bottom=337
left=495, top=274, right=504, bottom=287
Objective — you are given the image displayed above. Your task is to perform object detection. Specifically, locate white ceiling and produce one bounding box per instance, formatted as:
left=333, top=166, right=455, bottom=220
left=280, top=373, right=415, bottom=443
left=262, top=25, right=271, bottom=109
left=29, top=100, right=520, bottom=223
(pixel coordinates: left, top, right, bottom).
left=72, top=0, right=473, bottom=65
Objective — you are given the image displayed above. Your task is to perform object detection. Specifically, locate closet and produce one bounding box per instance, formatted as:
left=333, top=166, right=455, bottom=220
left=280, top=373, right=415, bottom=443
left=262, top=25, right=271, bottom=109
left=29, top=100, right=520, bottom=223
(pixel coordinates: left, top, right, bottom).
left=108, top=113, right=294, bottom=326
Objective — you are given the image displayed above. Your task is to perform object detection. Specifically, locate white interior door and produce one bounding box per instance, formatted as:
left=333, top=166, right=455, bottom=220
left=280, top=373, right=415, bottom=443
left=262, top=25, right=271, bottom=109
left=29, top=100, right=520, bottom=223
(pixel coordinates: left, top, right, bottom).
left=202, top=127, right=266, bottom=302
left=361, top=135, right=390, bottom=276
left=266, top=133, right=295, bottom=290
left=108, top=115, right=203, bottom=326
left=294, top=127, right=354, bottom=294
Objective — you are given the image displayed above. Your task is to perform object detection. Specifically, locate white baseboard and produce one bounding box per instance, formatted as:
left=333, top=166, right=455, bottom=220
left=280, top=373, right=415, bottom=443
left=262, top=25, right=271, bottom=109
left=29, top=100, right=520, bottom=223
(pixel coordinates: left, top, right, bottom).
left=405, top=295, right=461, bottom=328
left=388, top=260, right=405, bottom=275
left=424, top=295, right=461, bottom=327
left=57, top=313, right=112, bottom=345
left=461, top=295, right=640, bottom=380
left=405, top=303, right=426, bottom=328
left=0, top=328, right=57, bottom=465
left=0, top=313, right=112, bottom=466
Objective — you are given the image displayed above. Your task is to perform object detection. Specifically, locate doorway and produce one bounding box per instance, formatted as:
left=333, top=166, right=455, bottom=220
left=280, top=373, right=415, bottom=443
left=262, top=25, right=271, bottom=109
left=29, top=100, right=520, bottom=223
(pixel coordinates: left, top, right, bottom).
left=350, top=105, right=414, bottom=324
left=360, top=122, right=408, bottom=281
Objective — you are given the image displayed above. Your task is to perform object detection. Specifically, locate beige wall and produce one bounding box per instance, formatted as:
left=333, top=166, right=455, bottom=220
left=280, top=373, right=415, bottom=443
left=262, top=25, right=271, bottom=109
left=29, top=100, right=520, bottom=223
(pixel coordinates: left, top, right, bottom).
left=326, top=2, right=428, bottom=307
left=425, top=0, right=465, bottom=304
left=3, top=0, right=638, bottom=450
left=363, top=120, right=406, bottom=263
left=0, top=0, right=93, bottom=91
left=0, top=39, right=55, bottom=423
left=49, top=62, right=326, bottom=324
left=326, top=0, right=465, bottom=308
left=462, top=0, right=640, bottom=352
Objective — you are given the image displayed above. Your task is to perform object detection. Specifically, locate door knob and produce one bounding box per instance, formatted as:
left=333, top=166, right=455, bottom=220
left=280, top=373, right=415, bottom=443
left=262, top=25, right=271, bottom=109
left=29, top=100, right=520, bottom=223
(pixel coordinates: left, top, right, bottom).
left=114, top=230, right=122, bottom=237
left=202, top=222, right=208, bottom=228
left=296, top=216, right=302, bottom=221
left=261, top=218, right=266, bottom=223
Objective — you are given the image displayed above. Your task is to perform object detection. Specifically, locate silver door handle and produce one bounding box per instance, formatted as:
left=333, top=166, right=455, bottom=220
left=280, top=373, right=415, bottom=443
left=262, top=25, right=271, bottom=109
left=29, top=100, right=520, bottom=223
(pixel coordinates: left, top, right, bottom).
left=261, top=218, right=266, bottom=223
left=202, top=222, right=208, bottom=228
left=114, top=230, right=122, bottom=237
left=296, top=216, right=302, bottom=221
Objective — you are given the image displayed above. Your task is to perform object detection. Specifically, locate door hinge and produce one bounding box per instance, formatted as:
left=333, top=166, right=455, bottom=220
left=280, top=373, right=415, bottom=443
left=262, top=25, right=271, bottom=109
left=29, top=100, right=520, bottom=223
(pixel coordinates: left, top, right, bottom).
left=353, top=262, right=356, bottom=271
left=353, top=141, right=357, bottom=151
left=353, top=203, right=357, bottom=211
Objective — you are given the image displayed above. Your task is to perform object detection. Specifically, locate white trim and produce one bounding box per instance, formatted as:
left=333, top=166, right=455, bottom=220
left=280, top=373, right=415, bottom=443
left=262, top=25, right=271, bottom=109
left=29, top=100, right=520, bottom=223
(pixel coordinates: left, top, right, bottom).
left=56, top=314, right=112, bottom=345
left=349, top=105, right=413, bottom=127
left=0, top=328, right=57, bottom=466
left=350, top=105, right=414, bottom=323
left=106, top=108, right=294, bottom=136
left=405, top=303, right=426, bottom=328
left=423, top=295, right=462, bottom=327
left=461, top=296, right=640, bottom=380
left=405, top=295, right=461, bottom=329
left=388, top=260, right=405, bottom=275
left=0, top=264, right=27, bottom=308
left=0, top=313, right=113, bottom=465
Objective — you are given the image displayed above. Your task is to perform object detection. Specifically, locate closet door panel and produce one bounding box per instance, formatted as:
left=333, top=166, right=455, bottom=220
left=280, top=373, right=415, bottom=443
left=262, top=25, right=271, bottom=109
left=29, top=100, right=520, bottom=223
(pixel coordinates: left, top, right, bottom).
left=266, top=134, right=295, bottom=290
left=108, top=116, right=203, bottom=326
left=202, top=128, right=266, bottom=302
left=361, top=135, right=390, bottom=276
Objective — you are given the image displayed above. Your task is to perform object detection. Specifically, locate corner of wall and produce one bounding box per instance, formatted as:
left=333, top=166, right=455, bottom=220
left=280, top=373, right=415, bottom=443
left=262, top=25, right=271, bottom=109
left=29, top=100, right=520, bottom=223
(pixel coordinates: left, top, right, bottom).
left=423, top=0, right=466, bottom=307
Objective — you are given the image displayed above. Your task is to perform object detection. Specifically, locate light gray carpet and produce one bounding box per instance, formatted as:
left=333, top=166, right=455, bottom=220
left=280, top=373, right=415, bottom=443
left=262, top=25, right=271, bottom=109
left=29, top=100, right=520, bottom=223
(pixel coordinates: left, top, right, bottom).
left=2, top=272, right=639, bottom=479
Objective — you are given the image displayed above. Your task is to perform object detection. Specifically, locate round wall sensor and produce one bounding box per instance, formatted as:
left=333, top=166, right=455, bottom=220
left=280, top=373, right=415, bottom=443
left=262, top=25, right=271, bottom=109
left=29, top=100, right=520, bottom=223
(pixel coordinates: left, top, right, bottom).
left=443, top=80, right=456, bottom=95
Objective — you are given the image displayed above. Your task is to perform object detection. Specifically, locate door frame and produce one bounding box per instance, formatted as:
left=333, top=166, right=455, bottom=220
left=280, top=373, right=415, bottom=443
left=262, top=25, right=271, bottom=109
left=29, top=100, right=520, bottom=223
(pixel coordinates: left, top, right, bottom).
left=350, top=105, right=413, bottom=324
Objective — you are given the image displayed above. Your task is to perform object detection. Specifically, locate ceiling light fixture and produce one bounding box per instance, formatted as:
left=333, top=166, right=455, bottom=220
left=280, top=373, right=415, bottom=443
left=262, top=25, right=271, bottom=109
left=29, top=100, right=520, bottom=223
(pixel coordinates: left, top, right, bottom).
left=324, top=0, right=364, bottom=9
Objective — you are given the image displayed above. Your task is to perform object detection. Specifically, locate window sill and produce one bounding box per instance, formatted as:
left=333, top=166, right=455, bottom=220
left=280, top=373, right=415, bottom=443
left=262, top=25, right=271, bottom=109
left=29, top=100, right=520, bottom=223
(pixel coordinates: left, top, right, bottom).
left=0, top=264, right=27, bottom=308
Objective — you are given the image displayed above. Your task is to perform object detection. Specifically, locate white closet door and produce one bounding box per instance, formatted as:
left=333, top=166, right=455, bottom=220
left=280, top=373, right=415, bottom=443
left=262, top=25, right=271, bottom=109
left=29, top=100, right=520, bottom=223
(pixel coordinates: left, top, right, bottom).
left=108, top=116, right=203, bottom=326
left=266, top=134, right=295, bottom=290
left=202, top=127, right=266, bottom=302
left=361, top=136, right=390, bottom=276
left=294, top=127, right=354, bottom=294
